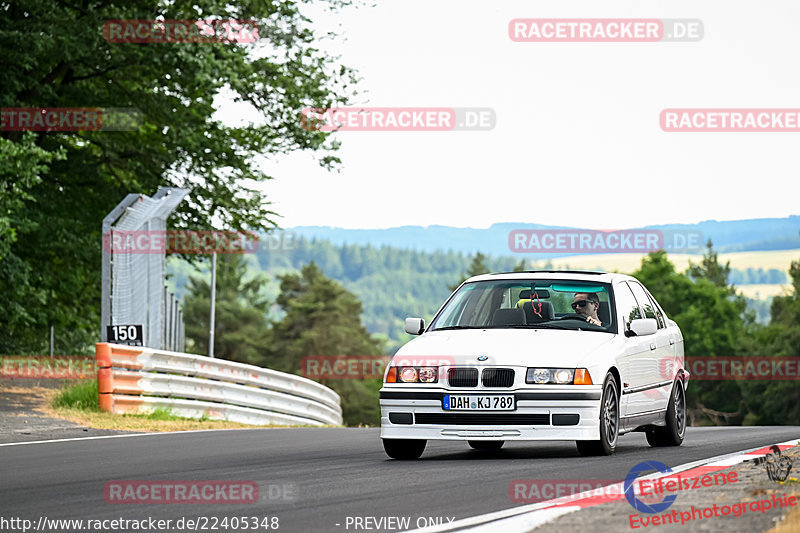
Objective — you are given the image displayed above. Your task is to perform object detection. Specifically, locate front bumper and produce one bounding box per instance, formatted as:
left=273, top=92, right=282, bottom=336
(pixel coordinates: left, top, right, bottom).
left=379, top=387, right=603, bottom=441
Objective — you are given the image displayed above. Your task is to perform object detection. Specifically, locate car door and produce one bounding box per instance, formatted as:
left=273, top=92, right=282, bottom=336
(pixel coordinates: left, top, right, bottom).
left=627, top=281, right=672, bottom=414
left=613, top=281, right=649, bottom=418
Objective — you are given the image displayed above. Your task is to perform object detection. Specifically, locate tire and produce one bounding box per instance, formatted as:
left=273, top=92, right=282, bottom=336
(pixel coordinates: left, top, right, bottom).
left=468, top=440, right=504, bottom=451
left=576, top=373, right=619, bottom=456
left=382, top=438, right=426, bottom=460
left=646, top=379, right=686, bottom=447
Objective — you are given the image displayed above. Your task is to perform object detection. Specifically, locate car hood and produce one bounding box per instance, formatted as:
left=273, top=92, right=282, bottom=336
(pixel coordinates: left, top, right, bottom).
left=393, top=328, right=616, bottom=368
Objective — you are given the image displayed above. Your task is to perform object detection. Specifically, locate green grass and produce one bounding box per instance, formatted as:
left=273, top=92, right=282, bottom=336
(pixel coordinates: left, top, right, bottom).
left=53, top=382, right=215, bottom=422
left=53, top=380, right=100, bottom=411
left=137, top=407, right=210, bottom=422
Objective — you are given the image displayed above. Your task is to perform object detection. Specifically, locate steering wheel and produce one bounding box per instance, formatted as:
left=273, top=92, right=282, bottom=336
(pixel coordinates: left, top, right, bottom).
left=559, top=313, right=589, bottom=322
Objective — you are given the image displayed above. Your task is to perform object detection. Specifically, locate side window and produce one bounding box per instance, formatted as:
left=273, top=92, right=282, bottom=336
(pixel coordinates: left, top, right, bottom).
left=614, top=282, right=642, bottom=331
left=644, top=290, right=666, bottom=329
left=628, top=282, right=660, bottom=326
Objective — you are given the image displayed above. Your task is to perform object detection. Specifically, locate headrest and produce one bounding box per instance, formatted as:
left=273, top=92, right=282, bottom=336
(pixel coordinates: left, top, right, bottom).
left=491, top=308, right=526, bottom=326
left=597, top=301, right=611, bottom=324
left=522, top=300, right=555, bottom=322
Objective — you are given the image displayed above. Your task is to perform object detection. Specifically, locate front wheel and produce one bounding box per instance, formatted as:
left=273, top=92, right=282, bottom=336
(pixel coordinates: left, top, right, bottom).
left=468, top=440, right=504, bottom=451
left=646, top=379, right=686, bottom=447
left=382, top=438, right=426, bottom=460
left=576, top=373, right=619, bottom=456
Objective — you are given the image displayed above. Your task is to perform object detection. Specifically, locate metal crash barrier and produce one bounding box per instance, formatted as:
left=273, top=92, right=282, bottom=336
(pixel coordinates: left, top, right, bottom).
left=96, top=343, right=342, bottom=426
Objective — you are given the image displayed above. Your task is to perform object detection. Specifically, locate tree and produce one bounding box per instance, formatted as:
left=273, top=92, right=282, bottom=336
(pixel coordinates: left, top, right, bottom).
left=183, top=254, right=271, bottom=366
left=737, top=257, right=800, bottom=425
left=450, top=252, right=489, bottom=291
left=633, top=251, right=747, bottom=425
left=268, top=262, right=384, bottom=426
left=0, top=0, right=357, bottom=354
left=688, top=239, right=733, bottom=293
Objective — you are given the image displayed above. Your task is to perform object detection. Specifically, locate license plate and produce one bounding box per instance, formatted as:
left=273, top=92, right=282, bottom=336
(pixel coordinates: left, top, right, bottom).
left=443, top=395, right=515, bottom=411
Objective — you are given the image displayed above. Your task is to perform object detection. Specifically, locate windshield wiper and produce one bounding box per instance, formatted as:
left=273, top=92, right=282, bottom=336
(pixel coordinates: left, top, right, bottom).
left=430, top=326, right=480, bottom=331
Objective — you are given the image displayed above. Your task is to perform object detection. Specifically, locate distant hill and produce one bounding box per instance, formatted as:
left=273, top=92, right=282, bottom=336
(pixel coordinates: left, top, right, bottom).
left=286, top=215, right=800, bottom=257
left=168, top=234, right=797, bottom=354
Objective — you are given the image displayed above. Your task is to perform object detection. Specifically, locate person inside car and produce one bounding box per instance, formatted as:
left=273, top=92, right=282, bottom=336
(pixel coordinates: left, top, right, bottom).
left=572, top=292, right=602, bottom=326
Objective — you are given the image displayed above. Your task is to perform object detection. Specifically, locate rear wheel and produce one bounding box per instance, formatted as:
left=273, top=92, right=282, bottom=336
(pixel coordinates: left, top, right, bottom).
left=646, top=379, right=686, bottom=447
left=576, top=373, right=619, bottom=456
left=382, top=438, right=426, bottom=460
left=468, top=440, right=504, bottom=451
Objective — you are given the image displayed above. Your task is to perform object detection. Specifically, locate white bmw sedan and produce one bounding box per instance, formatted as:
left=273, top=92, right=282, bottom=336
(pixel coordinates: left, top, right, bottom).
left=380, top=271, right=689, bottom=459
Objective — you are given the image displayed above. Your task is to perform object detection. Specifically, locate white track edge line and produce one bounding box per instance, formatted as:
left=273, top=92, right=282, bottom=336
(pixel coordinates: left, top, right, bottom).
left=0, top=427, right=267, bottom=447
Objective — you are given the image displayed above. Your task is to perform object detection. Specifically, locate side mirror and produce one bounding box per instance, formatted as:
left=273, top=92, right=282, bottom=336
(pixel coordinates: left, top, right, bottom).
left=404, top=318, right=425, bottom=335
left=628, top=318, right=658, bottom=337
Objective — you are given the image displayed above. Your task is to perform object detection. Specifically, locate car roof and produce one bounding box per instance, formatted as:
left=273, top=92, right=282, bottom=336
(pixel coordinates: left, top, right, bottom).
left=465, top=270, right=634, bottom=284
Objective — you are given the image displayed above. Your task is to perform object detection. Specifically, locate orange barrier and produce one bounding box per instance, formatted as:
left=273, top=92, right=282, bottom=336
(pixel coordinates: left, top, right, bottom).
left=95, top=342, right=143, bottom=370
left=96, top=342, right=144, bottom=413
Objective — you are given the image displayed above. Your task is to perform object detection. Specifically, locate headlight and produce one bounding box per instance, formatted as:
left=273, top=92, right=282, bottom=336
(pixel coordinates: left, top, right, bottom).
left=418, top=367, right=437, bottom=383
left=526, top=368, right=577, bottom=384
left=400, top=367, right=418, bottom=383
left=385, top=366, right=439, bottom=383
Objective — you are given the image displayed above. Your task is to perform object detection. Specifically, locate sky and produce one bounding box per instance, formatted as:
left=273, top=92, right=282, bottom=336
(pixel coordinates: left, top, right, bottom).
left=220, top=0, right=800, bottom=230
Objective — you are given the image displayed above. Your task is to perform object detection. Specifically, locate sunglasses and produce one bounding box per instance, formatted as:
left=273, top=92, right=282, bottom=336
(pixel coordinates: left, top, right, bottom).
left=571, top=300, right=594, bottom=310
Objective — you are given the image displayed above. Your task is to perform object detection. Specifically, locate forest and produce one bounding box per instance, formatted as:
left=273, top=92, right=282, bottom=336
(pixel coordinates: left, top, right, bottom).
left=175, top=237, right=800, bottom=427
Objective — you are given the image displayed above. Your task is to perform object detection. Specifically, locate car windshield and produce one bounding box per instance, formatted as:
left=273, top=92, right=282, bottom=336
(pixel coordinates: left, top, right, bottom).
left=429, top=279, right=615, bottom=332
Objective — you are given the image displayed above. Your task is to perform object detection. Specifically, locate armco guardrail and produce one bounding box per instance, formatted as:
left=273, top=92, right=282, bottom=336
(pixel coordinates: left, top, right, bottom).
left=96, top=343, right=342, bottom=426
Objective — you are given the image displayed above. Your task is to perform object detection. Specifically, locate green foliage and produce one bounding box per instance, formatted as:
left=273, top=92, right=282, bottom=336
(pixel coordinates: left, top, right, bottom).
left=737, top=259, right=800, bottom=425
left=181, top=258, right=385, bottom=426
left=176, top=237, right=800, bottom=426
left=53, top=380, right=100, bottom=411
left=267, top=262, right=384, bottom=426
left=450, top=252, right=490, bottom=291
left=687, top=239, right=734, bottom=292
left=635, top=246, right=800, bottom=426
left=0, top=0, right=357, bottom=355
left=633, top=249, right=748, bottom=423
left=183, top=254, right=272, bottom=366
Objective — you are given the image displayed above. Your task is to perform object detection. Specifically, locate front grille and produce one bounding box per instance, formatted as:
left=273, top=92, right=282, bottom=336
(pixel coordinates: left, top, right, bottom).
left=482, top=368, right=515, bottom=387
left=415, top=413, right=550, bottom=425
left=448, top=368, right=478, bottom=387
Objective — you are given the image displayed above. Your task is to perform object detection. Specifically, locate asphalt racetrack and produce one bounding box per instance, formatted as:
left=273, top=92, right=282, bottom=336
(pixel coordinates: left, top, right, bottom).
left=2, top=426, right=799, bottom=532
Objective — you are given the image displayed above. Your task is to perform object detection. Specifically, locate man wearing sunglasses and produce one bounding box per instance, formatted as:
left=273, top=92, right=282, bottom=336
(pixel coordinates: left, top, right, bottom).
left=572, top=292, right=603, bottom=326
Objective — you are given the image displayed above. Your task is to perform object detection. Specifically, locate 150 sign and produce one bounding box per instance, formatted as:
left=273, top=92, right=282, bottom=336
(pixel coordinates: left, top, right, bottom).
left=107, top=324, right=143, bottom=346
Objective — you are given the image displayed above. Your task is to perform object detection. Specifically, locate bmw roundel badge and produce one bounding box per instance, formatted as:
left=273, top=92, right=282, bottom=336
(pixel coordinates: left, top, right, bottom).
left=477, top=355, right=488, bottom=361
